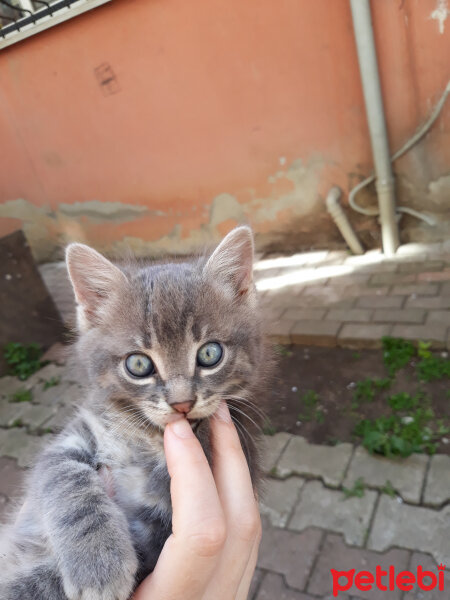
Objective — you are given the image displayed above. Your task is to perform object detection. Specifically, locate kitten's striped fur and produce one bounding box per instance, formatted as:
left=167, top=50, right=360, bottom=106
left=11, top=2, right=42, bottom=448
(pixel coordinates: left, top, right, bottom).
left=0, top=227, right=270, bottom=600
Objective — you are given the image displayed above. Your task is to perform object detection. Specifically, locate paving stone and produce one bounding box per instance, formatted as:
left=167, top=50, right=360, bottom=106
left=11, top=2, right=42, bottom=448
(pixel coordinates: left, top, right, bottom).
left=328, top=274, right=372, bottom=287
left=249, top=568, right=264, bottom=600
left=258, top=521, right=323, bottom=591
left=338, top=324, right=392, bottom=349
left=260, top=477, right=305, bottom=527
left=397, top=261, right=444, bottom=274
left=290, top=321, right=341, bottom=346
left=0, top=376, right=25, bottom=400
left=0, top=457, right=25, bottom=499
left=308, top=533, right=410, bottom=600
left=44, top=404, right=76, bottom=432
left=25, top=363, right=71, bottom=389
left=391, top=284, right=439, bottom=296
left=277, top=436, right=353, bottom=487
left=391, top=323, right=448, bottom=347
left=290, top=480, right=377, bottom=547
left=41, top=342, right=68, bottom=365
left=262, top=432, right=293, bottom=474
left=426, top=310, right=450, bottom=325
left=35, top=380, right=74, bottom=406
left=326, top=309, right=372, bottom=323
left=369, top=272, right=415, bottom=286
left=255, top=572, right=317, bottom=600
left=368, top=496, right=450, bottom=565
left=403, top=552, right=450, bottom=600
left=343, top=446, right=428, bottom=504
left=373, top=308, right=426, bottom=324
left=265, top=319, right=295, bottom=344
left=405, top=295, right=450, bottom=309
left=442, top=282, right=450, bottom=295
left=417, top=270, right=450, bottom=282
left=0, top=400, right=29, bottom=427
left=423, top=454, right=450, bottom=507
left=20, top=403, right=58, bottom=429
left=344, top=286, right=389, bottom=298
left=356, top=295, right=404, bottom=309
left=283, top=308, right=327, bottom=321
left=0, top=428, right=49, bottom=468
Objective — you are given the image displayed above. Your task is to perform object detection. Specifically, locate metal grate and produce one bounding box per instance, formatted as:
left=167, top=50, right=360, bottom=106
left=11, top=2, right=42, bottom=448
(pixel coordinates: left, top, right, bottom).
left=0, top=0, right=111, bottom=48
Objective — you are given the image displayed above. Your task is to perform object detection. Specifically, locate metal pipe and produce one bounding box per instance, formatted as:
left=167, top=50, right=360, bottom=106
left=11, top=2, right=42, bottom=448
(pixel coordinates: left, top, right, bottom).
left=326, top=187, right=364, bottom=255
left=350, top=0, right=400, bottom=255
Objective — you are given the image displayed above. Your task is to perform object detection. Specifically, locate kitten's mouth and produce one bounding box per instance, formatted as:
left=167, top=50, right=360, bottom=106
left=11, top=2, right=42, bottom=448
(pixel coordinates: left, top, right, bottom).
left=163, top=413, right=202, bottom=432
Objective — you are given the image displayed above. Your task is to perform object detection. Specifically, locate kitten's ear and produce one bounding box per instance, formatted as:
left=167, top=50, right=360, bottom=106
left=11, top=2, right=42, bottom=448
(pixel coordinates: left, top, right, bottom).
left=66, top=243, right=128, bottom=331
left=204, top=226, right=254, bottom=299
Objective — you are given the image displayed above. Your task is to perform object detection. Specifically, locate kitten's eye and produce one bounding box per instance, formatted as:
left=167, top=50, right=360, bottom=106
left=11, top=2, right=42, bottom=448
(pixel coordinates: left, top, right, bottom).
left=125, top=354, right=154, bottom=377
left=197, top=342, right=223, bottom=368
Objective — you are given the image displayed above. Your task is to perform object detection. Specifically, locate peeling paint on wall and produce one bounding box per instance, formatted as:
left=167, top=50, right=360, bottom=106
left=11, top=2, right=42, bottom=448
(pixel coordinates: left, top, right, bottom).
left=430, top=0, right=449, bottom=34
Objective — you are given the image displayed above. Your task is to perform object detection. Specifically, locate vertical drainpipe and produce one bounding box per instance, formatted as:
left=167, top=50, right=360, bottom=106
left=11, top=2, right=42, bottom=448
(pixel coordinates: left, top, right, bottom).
left=350, top=0, right=400, bottom=255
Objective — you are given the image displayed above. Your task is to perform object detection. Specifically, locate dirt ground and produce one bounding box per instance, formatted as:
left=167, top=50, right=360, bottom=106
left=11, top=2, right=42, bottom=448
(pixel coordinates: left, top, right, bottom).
left=260, top=345, right=450, bottom=455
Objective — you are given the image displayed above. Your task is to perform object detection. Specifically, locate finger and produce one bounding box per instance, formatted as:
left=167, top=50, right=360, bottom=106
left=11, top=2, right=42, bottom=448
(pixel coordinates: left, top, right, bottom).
left=203, top=402, right=261, bottom=599
left=235, top=534, right=261, bottom=600
left=133, top=418, right=226, bottom=600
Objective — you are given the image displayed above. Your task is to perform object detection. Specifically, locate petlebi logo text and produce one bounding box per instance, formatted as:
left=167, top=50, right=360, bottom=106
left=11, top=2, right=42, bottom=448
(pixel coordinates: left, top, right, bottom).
left=331, top=564, right=446, bottom=597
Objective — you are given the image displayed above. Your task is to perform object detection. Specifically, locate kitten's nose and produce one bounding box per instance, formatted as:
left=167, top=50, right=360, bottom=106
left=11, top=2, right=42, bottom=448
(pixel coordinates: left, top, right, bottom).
left=172, top=401, right=194, bottom=414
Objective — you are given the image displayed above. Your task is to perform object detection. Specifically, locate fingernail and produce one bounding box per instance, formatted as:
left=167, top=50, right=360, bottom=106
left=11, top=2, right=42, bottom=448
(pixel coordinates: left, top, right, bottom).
left=216, top=401, right=232, bottom=423
left=170, top=418, right=194, bottom=439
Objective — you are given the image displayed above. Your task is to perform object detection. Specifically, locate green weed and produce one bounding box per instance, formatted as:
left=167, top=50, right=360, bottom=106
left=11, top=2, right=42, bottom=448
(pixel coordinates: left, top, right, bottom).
left=9, top=388, right=32, bottom=403
left=262, top=419, right=277, bottom=436
left=416, top=355, right=450, bottom=382
left=43, top=376, right=60, bottom=390
left=387, top=392, right=420, bottom=412
left=273, top=344, right=293, bottom=357
left=382, top=337, right=415, bottom=377
left=381, top=480, right=397, bottom=498
left=342, top=477, right=365, bottom=499
left=3, top=342, right=45, bottom=380
left=353, top=377, right=390, bottom=405
left=354, top=408, right=440, bottom=458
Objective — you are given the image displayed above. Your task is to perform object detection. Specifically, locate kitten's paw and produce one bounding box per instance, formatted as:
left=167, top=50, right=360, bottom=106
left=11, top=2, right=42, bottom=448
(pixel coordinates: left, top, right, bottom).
left=62, top=554, right=137, bottom=600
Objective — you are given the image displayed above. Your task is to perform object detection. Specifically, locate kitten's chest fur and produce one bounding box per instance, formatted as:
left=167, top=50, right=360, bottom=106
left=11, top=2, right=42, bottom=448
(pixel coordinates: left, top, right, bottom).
left=95, top=419, right=172, bottom=579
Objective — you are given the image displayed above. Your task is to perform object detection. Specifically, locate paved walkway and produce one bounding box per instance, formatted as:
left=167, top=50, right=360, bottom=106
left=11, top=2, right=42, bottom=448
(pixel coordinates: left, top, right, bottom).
left=0, top=354, right=449, bottom=599
left=40, top=241, right=450, bottom=350
left=1, top=242, right=449, bottom=598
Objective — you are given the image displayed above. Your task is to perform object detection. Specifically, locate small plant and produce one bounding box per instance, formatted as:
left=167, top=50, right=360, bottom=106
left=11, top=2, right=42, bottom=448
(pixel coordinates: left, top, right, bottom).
left=43, top=376, right=60, bottom=390
left=10, top=418, right=24, bottom=428
left=352, top=352, right=361, bottom=360
left=3, top=342, right=45, bottom=380
left=262, top=419, right=277, bottom=436
left=298, top=390, right=324, bottom=423
left=382, top=337, right=415, bottom=377
left=301, top=390, right=319, bottom=407
left=416, top=354, right=450, bottom=382
left=354, top=407, right=440, bottom=458
left=387, top=392, right=420, bottom=412
left=381, top=480, right=397, bottom=498
left=353, top=378, right=390, bottom=405
left=342, top=477, right=365, bottom=499
left=9, top=388, right=32, bottom=403
left=273, top=344, right=293, bottom=357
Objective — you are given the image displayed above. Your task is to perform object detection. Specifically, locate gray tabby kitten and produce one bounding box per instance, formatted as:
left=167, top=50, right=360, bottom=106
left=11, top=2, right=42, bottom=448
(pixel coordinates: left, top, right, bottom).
left=0, top=226, right=268, bottom=600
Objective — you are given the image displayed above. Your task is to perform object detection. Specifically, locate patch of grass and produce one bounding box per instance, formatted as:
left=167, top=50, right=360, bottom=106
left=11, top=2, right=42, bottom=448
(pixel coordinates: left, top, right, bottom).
left=416, top=355, right=450, bottom=382
left=301, top=390, right=319, bottom=406
left=387, top=392, right=420, bottom=412
left=382, top=337, right=415, bottom=377
left=262, top=419, right=277, bottom=436
left=353, top=377, right=391, bottom=405
left=298, top=390, right=325, bottom=423
left=273, top=344, right=293, bottom=357
left=354, top=407, right=442, bottom=458
left=352, top=352, right=361, bottom=360
left=381, top=480, right=396, bottom=498
left=43, top=376, right=60, bottom=390
left=10, top=418, right=24, bottom=428
left=3, top=342, right=45, bottom=380
left=342, top=477, right=365, bottom=499
left=9, top=388, right=32, bottom=403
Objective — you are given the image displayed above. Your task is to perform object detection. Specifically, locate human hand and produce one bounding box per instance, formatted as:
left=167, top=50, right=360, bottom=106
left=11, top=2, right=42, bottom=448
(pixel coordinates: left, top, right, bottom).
left=133, top=402, right=261, bottom=600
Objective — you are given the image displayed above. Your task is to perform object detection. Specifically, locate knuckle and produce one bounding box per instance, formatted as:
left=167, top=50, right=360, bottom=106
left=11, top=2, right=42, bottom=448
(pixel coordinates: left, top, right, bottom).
left=186, top=519, right=227, bottom=557
left=235, top=510, right=261, bottom=542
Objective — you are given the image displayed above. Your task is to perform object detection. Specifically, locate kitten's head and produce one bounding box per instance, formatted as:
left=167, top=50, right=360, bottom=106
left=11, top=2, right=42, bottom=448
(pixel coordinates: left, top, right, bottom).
left=66, top=227, right=266, bottom=434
